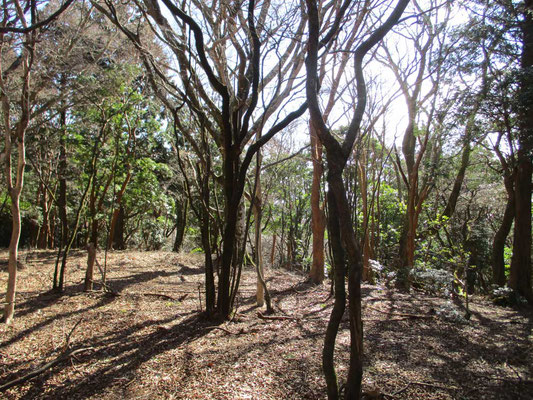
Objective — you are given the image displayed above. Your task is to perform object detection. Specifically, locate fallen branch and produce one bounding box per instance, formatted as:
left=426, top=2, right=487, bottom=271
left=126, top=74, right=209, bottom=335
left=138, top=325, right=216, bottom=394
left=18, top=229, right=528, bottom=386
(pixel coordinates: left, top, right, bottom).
left=207, top=326, right=240, bottom=335
left=0, top=347, right=94, bottom=392
left=366, top=305, right=434, bottom=320
left=140, top=293, right=188, bottom=302
left=257, top=312, right=299, bottom=321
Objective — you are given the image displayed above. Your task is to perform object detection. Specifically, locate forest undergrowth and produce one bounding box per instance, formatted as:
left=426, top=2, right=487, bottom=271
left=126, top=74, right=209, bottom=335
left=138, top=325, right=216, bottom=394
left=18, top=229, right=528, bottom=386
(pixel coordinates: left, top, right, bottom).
left=1, top=249, right=532, bottom=400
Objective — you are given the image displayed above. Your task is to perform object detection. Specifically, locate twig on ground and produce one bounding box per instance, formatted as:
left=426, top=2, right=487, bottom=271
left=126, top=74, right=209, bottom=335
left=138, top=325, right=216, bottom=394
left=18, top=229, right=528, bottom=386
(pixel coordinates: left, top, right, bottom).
left=63, top=317, right=84, bottom=351
left=207, top=326, right=238, bottom=335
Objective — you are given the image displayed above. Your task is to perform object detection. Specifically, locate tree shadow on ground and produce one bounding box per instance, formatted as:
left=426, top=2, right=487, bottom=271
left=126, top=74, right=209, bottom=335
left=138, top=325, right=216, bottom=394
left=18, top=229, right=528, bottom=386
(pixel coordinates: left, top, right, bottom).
left=361, top=287, right=533, bottom=400
left=1, top=269, right=181, bottom=349
left=13, top=312, right=219, bottom=399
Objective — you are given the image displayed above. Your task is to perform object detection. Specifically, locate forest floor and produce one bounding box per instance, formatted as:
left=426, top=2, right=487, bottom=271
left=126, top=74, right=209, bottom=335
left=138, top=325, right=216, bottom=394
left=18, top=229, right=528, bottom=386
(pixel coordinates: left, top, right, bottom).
left=0, top=249, right=532, bottom=400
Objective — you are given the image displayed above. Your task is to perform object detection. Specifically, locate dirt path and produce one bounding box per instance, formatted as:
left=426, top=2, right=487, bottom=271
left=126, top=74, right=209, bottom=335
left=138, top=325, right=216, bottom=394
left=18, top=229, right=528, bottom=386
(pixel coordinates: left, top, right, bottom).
left=1, top=249, right=532, bottom=399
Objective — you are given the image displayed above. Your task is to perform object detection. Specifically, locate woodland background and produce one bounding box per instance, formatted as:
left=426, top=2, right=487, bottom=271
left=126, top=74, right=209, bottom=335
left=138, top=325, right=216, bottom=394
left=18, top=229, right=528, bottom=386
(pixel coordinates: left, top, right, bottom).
left=1, top=0, right=532, bottom=399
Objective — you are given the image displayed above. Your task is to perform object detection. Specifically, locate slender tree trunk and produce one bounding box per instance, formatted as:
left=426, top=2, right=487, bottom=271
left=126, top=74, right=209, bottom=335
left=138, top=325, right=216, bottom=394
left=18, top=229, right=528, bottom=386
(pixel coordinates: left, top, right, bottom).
left=2, top=36, right=31, bottom=323
left=84, top=242, right=96, bottom=291
left=254, top=174, right=265, bottom=306
left=358, top=155, right=373, bottom=282
left=58, top=111, right=68, bottom=244
left=37, top=183, right=50, bottom=249
left=310, top=124, right=326, bottom=284
left=3, top=128, right=26, bottom=323
left=108, top=169, right=131, bottom=250
left=398, top=180, right=416, bottom=287
left=4, top=190, right=22, bottom=324
left=330, top=171, right=364, bottom=399
left=270, top=233, right=277, bottom=266
left=200, top=188, right=216, bottom=316
left=322, top=189, right=346, bottom=399
left=57, top=122, right=107, bottom=292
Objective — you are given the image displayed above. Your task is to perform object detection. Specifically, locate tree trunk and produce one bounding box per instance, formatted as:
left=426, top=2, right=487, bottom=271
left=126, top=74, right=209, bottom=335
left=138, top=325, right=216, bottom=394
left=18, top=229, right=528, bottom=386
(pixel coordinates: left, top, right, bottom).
left=108, top=169, right=131, bottom=250
left=173, top=198, right=188, bottom=252
left=84, top=242, right=96, bottom=291
left=492, top=174, right=514, bottom=287
left=112, top=205, right=126, bottom=250
left=58, top=110, right=69, bottom=247
left=510, top=0, right=533, bottom=303
left=217, top=151, right=241, bottom=318
left=57, top=122, right=107, bottom=293
left=4, top=190, right=22, bottom=324
left=254, top=174, right=265, bottom=307
left=270, top=233, right=277, bottom=266
left=2, top=41, right=30, bottom=323
left=309, top=124, right=326, bottom=284
left=37, top=184, right=50, bottom=249
left=509, top=157, right=532, bottom=301
left=322, top=189, right=346, bottom=399
left=3, top=133, right=26, bottom=323
left=201, top=197, right=216, bottom=316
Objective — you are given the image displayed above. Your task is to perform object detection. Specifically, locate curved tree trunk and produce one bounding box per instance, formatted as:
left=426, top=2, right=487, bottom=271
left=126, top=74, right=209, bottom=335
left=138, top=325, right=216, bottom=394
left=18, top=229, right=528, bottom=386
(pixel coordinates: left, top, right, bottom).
left=4, top=190, right=23, bottom=324
left=322, top=189, right=346, bottom=399
left=2, top=27, right=31, bottom=323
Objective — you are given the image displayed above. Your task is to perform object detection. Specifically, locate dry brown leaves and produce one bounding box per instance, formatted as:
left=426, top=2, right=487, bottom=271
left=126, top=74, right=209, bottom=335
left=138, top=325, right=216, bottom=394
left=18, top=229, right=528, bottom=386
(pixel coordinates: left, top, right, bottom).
left=0, top=249, right=532, bottom=399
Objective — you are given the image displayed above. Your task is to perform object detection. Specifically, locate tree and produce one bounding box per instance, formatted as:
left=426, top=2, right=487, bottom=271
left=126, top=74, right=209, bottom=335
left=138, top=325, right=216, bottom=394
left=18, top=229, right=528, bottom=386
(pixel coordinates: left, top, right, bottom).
left=379, top=0, right=451, bottom=288
left=1, top=0, right=74, bottom=323
left=308, top=1, right=371, bottom=284
left=97, top=0, right=309, bottom=318
left=510, top=0, right=533, bottom=302
left=305, top=0, right=409, bottom=397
